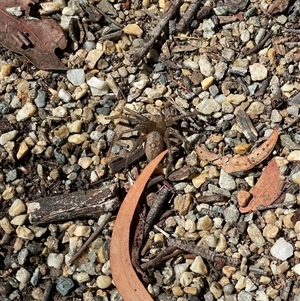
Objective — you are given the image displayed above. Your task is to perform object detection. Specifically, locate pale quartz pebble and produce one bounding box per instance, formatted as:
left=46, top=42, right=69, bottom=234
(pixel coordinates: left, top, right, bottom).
left=180, top=271, right=193, bottom=286
left=58, top=88, right=72, bottom=102
left=292, top=263, right=300, bottom=275
left=73, top=272, right=90, bottom=283
left=1, top=63, right=13, bottom=77
left=276, top=261, right=289, bottom=275
left=295, top=221, right=300, bottom=233
left=52, top=106, right=67, bottom=118
left=210, top=281, right=222, bottom=299
left=78, top=157, right=93, bottom=169
left=184, top=286, right=198, bottom=295
left=282, top=212, right=295, bottom=228
left=16, top=103, right=37, bottom=121
left=247, top=224, right=265, bottom=247
left=288, top=150, right=300, bottom=162
left=2, top=186, right=16, bottom=200
left=67, top=69, right=85, bottom=86
left=0, top=217, right=15, bottom=234
left=172, top=286, right=184, bottom=297
left=216, top=234, right=227, bottom=252
left=249, top=63, right=268, bottom=81
left=16, top=226, right=34, bottom=240
left=73, top=225, right=91, bottom=237
left=87, top=76, right=108, bottom=90
left=54, top=125, right=69, bottom=139
left=68, top=134, right=88, bottom=144
left=96, top=275, right=112, bottom=289
left=219, top=169, right=236, bottom=191
left=197, top=215, right=213, bottom=231
left=39, top=2, right=60, bottom=14
left=29, top=225, right=47, bottom=238
left=133, top=78, right=148, bottom=89
left=47, top=253, right=64, bottom=269
left=16, top=267, right=31, bottom=284
left=17, top=141, right=29, bottom=160
left=270, top=237, right=293, bottom=260
left=62, top=7, right=75, bottom=15
left=190, top=256, right=208, bottom=275
left=226, top=94, right=246, bottom=105
left=196, top=98, right=221, bottom=115
left=85, top=49, right=103, bottom=69
left=201, top=76, right=214, bottom=90
left=173, top=194, right=192, bottom=215
left=0, top=130, right=19, bottom=145
left=9, top=199, right=26, bottom=217
left=144, top=87, right=163, bottom=99
left=246, top=101, right=265, bottom=116
left=235, top=276, right=246, bottom=290
left=263, top=224, right=279, bottom=239
left=263, top=210, right=277, bottom=224
left=245, top=277, right=257, bottom=292
left=292, top=171, right=300, bottom=185
left=67, top=120, right=82, bottom=133
left=123, top=24, right=143, bottom=37
left=73, top=83, right=88, bottom=100
left=222, top=266, right=236, bottom=278
left=10, top=214, right=28, bottom=226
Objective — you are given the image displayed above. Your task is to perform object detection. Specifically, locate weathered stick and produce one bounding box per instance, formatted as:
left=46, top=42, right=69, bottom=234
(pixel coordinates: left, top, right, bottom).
left=27, top=184, right=119, bottom=225
left=132, top=0, right=183, bottom=63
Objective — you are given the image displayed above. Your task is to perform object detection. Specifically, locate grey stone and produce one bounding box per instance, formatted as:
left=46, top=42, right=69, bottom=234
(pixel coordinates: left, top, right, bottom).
left=224, top=204, right=240, bottom=223
left=56, top=276, right=74, bottom=296
left=34, top=90, right=47, bottom=108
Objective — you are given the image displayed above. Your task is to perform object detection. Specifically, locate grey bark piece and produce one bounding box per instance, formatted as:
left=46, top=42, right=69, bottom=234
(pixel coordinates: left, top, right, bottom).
left=27, top=184, right=119, bottom=225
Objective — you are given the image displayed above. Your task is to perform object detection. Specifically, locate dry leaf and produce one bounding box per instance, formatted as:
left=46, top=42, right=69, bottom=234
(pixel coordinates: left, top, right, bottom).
left=239, top=158, right=282, bottom=213
left=0, top=0, right=67, bottom=70
left=195, top=128, right=278, bottom=174
left=267, top=0, right=290, bottom=14
left=110, top=150, right=168, bottom=301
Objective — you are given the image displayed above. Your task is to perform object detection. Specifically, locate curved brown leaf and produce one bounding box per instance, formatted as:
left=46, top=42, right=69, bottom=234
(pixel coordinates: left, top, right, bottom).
left=110, top=150, right=168, bottom=301
left=239, top=158, right=282, bottom=213
left=0, top=0, right=67, bottom=70
left=195, top=128, right=278, bottom=174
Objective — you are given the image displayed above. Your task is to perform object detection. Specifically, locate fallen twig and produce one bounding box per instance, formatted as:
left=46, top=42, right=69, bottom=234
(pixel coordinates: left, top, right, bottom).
left=140, top=246, right=182, bottom=270
left=167, top=238, right=240, bottom=267
left=144, top=185, right=171, bottom=237
left=176, top=0, right=203, bottom=32
left=132, top=0, right=183, bottom=64
left=244, top=29, right=273, bottom=56
left=68, top=213, right=112, bottom=266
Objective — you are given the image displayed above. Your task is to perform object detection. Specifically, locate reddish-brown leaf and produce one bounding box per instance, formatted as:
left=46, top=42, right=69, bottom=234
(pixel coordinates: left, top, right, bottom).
left=0, top=0, right=67, bottom=70
left=110, top=150, right=168, bottom=301
left=239, top=158, right=282, bottom=213
left=195, top=128, right=278, bottom=174
left=267, top=0, right=290, bottom=15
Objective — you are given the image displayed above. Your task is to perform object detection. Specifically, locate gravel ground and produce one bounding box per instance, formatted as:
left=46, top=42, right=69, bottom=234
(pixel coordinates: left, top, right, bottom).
left=1, top=0, right=300, bottom=300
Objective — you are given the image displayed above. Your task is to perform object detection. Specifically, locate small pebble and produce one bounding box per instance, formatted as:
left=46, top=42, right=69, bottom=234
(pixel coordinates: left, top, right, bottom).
left=190, top=256, right=208, bottom=275
left=247, top=224, right=265, bottom=247
left=270, top=237, right=293, bottom=260
left=67, top=69, right=85, bottom=86
left=56, top=276, right=74, bottom=296
left=96, top=275, right=112, bottom=289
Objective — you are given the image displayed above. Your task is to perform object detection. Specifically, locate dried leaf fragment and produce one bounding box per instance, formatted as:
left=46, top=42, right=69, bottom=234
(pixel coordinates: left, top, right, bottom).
left=0, top=0, right=67, bottom=70
left=195, top=128, right=278, bottom=174
left=267, top=0, right=290, bottom=14
left=239, top=158, right=282, bottom=213
left=110, top=150, right=168, bottom=301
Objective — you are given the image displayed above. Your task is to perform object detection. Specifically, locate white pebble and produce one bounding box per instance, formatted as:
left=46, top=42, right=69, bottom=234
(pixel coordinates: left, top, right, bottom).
left=270, top=237, right=294, bottom=261
left=67, top=69, right=85, bottom=86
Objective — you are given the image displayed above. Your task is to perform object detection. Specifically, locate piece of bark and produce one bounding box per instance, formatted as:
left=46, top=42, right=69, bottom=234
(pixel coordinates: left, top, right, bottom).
left=27, top=184, right=119, bottom=225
